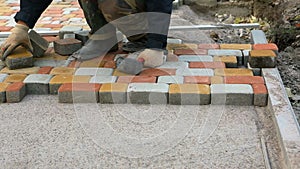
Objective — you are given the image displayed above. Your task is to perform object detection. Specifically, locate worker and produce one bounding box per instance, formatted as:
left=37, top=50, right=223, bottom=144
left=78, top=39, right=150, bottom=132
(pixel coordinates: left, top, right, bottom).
left=0, top=0, right=173, bottom=68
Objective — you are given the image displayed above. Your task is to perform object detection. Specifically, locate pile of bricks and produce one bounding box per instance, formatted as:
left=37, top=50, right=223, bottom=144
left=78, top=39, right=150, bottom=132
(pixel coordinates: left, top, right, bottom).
left=0, top=30, right=277, bottom=106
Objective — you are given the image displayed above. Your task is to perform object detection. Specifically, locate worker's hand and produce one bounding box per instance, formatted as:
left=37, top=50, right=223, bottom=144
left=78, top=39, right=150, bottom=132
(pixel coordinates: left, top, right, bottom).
left=137, top=49, right=166, bottom=68
left=0, top=24, right=33, bottom=61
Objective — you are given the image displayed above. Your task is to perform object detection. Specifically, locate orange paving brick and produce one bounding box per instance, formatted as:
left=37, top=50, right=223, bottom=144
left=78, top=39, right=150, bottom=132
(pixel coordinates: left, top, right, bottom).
left=38, top=66, right=53, bottom=74
left=214, top=68, right=253, bottom=76
left=252, top=84, right=268, bottom=94
left=252, top=43, right=278, bottom=51
left=224, top=76, right=265, bottom=84
left=6, top=82, right=26, bottom=103
left=4, top=74, right=27, bottom=83
left=0, top=26, right=13, bottom=32
left=6, top=82, right=24, bottom=92
left=50, top=67, right=76, bottom=75
left=174, top=49, right=207, bottom=55
left=198, top=43, right=220, bottom=49
left=189, top=62, right=225, bottom=68
left=184, top=76, right=211, bottom=84
left=139, top=68, right=176, bottom=76
left=103, top=61, right=116, bottom=68
left=43, top=36, right=59, bottom=42
left=220, top=44, right=252, bottom=50
left=252, top=84, right=268, bottom=106
left=210, top=76, right=224, bottom=84
left=117, top=76, right=157, bottom=83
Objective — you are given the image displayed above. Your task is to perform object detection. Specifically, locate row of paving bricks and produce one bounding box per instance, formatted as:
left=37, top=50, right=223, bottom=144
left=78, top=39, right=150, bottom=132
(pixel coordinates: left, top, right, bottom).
left=0, top=29, right=277, bottom=106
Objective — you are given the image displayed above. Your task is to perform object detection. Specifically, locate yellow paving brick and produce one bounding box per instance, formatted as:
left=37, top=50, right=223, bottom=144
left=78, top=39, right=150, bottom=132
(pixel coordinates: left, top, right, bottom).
left=214, top=68, right=253, bottom=76
left=73, top=76, right=91, bottom=83
left=4, top=74, right=27, bottom=83
left=169, top=84, right=210, bottom=94
left=49, top=75, right=73, bottom=84
left=50, top=67, right=75, bottom=75
left=0, top=82, right=9, bottom=92
left=213, top=56, right=237, bottom=63
left=250, top=50, right=276, bottom=57
left=113, top=69, right=133, bottom=76
left=79, top=59, right=106, bottom=68
left=100, top=83, right=128, bottom=92
left=220, top=44, right=252, bottom=50
left=0, top=67, right=40, bottom=74
left=210, top=76, right=224, bottom=84
left=35, top=52, right=68, bottom=61
left=167, top=43, right=198, bottom=50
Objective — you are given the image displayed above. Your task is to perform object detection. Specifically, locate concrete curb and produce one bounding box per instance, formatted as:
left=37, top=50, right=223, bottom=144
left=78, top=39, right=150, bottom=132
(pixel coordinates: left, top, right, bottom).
left=263, top=68, right=300, bottom=169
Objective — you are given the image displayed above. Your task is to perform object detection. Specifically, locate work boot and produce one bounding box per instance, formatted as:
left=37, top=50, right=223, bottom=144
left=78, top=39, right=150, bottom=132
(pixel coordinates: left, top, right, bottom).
left=72, top=36, right=118, bottom=61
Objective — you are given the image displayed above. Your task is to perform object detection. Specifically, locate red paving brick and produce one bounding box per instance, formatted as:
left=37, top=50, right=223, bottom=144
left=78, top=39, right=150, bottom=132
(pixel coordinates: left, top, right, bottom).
left=224, top=76, right=265, bottom=84
left=189, top=62, right=226, bottom=68
left=252, top=43, right=279, bottom=51
left=252, top=84, right=268, bottom=94
left=103, top=61, right=116, bottom=68
left=184, top=76, right=211, bottom=84
left=139, top=68, right=176, bottom=76
left=117, top=76, right=157, bottom=83
left=38, top=66, right=53, bottom=74
left=174, top=49, right=207, bottom=55
left=6, top=82, right=24, bottom=92
left=198, top=43, right=220, bottom=49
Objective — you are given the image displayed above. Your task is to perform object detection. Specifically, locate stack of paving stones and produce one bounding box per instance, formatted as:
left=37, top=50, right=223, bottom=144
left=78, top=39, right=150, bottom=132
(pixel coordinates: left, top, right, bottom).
left=0, top=30, right=276, bottom=106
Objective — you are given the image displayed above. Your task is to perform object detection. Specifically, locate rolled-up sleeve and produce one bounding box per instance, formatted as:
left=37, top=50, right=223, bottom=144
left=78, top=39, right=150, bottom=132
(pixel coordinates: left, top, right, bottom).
left=145, top=0, right=173, bottom=50
left=14, top=0, right=53, bottom=28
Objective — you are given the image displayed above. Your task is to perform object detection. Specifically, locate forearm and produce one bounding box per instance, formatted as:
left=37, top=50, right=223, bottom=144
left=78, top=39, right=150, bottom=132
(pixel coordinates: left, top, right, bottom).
left=14, top=0, right=53, bottom=28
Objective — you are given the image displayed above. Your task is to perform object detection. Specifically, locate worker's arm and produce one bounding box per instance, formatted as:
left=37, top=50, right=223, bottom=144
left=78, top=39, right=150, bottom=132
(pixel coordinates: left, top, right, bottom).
left=1, top=0, right=52, bottom=61
left=15, top=0, right=53, bottom=28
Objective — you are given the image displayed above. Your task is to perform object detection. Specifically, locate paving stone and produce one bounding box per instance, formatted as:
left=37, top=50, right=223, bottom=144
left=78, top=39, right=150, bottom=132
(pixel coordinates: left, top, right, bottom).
left=224, top=76, right=265, bottom=84
left=189, top=62, right=225, bottom=68
left=113, top=69, right=132, bottom=76
left=208, top=49, right=243, bottom=56
left=166, top=43, right=198, bottom=50
left=158, top=62, right=188, bottom=69
left=23, top=74, right=53, bottom=94
left=59, top=25, right=82, bottom=39
left=0, top=82, right=9, bottom=103
left=117, top=76, right=156, bottom=83
left=5, top=46, right=33, bottom=70
left=184, top=76, right=211, bottom=84
left=34, top=59, right=69, bottom=67
left=169, top=84, right=210, bottom=105
left=139, top=68, right=176, bottom=76
left=214, top=68, right=253, bottom=76
left=50, top=67, right=75, bottom=75
left=4, top=74, right=27, bottom=83
left=249, top=50, right=276, bottom=68
left=127, top=83, right=169, bottom=104
left=54, top=38, right=82, bottom=55
left=29, top=30, right=49, bottom=57
left=210, top=76, right=224, bottom=84
left=252, top=43, right=278, bottom=51
left=0, top=67, right=40, bottom=74
left=79, top=59, right=106, bottom=67
left=213, top=56, right=238, bottom=68
left=37, top=52, right=69, bottom=61
left=178, top=55, right=213, bottom=62
left=198, top=43, right=220, bottom=49
left=75, top=30, right=89, bottom=44
left=251, top=30, right=268, bottom=44
left=157, top=76, right=184, bottom=84
left=99, top=83, right=128, bottom=104
left=6, top=82, right=26, bottom=103
left=37, top=66, right=53, bottom=74
left=174, top=49, right=207, bottom=55
left=89, top=76, right=117, bottom=84
left=49, top=74, right=73, bottom=94
left=220, top=44, right=252, bottom=50
left=243, top=50, right=250, bottom=67
left=58, top=83, right=101, bottom=103
left=247, top=63, right=261, bottom=76
left=75, top=68, right=114, bottom=76
left=167, top=38, right=182, bottom=44
left=252, top=84, right=268, bottom=106
left=0, top=74, right=8, bottom=82
left=103, top=61, right=116, bottom=68
left=211, top=84, right=253, bottom=105
left=176, top=68, right=214, bottom=76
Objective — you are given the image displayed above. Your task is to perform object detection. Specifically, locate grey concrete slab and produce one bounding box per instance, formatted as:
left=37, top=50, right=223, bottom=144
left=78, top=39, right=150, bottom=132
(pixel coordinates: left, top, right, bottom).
left=23, top=74, right=53, bottom=94
left=0, top=95, right=283, bottom=168
left=251, top=30, right=268, bottom=44
left=157, top=76, right=184, bottom=84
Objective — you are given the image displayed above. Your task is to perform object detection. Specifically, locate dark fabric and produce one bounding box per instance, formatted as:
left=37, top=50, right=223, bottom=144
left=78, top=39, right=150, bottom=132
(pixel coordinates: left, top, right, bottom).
left=14, top=0, right=53, bottom=28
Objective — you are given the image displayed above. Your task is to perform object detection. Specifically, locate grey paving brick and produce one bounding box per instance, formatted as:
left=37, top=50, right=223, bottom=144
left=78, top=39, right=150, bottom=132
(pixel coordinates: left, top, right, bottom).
left=23, top=74, right=53, bottom=94
left=176, top=68, right=214, bottom=76
left=254, top=93, right=268, bottom=106
left=158, top=62, right=188, bottom=69
left=29, top=30, right=49, bottom=57
left=89, top=76, right=117, bottom=84
left=34, top=60, right=70, bottom=67
left=59, top=26, right=83, bottom=39
left=6, top=82, right=26, bottom=103
left=127, top=83, right=169, bottom=104
left=54, top=38, right=82, bottom=55
left=75, top=68, right=114, bottom=76
left=243, top=50, right=250, bottom=67
left=157, top=76, right=184, bottom=84
left=211, top=84, right=253, bottom=105
left=75, top=30, right=89, bottom=44
left=0, top=74, right=8, bottom=82
left=251, top=30, right=268, bottom=44
left=0, top=91, right=5, bottom=103
left=208, top=49, right=243, bottom=56
left=167, top=38, right=182, bottom=44
left=178, top=55, right=213, bottom=62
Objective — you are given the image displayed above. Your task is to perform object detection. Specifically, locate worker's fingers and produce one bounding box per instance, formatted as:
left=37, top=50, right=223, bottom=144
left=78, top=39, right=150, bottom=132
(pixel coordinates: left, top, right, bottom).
left=2, top=44, right=18, bottom=61
left=0, top=43, right=10, bottom=61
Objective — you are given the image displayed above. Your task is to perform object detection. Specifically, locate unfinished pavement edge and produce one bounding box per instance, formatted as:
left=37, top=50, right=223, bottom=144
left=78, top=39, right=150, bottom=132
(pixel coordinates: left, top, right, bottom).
left=263, top=68, right=300, bottom=169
